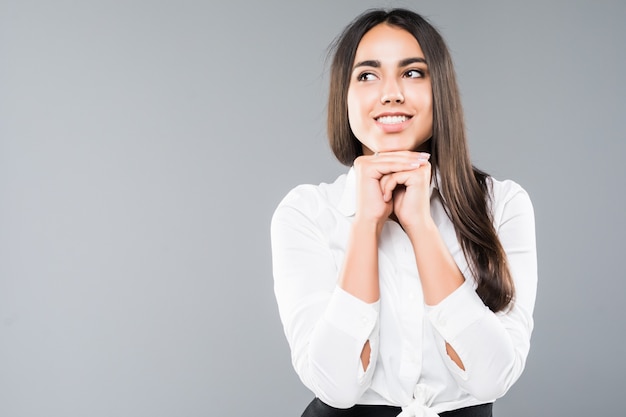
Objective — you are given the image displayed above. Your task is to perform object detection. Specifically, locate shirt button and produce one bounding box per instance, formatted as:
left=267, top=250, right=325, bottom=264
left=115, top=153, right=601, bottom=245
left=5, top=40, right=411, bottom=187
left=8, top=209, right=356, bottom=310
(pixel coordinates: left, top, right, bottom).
left=439, top=317, right=447, bottom=327
left=361, top=317, right=370, bottom=325
left=408, top=292, right=415, bottom=301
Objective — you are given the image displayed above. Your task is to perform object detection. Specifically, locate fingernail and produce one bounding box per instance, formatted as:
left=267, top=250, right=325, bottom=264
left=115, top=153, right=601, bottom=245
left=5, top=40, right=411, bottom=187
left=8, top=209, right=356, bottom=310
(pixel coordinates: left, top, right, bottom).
left=411, top=157, right=429, bottom=167
left=420, top=152, right=431, bottom=159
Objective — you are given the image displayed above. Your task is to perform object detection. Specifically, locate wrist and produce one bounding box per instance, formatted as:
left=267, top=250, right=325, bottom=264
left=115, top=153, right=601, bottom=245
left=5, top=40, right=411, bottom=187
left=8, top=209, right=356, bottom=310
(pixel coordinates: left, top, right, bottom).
left=353, top=216, right=386, bottom=238
left=403, top=213, right=436, bottom=238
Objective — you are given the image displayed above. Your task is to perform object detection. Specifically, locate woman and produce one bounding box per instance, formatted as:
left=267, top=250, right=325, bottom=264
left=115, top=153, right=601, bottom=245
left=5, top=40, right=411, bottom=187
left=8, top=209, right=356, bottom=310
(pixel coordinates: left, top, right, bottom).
left=271, top=8, right=537, bottom=417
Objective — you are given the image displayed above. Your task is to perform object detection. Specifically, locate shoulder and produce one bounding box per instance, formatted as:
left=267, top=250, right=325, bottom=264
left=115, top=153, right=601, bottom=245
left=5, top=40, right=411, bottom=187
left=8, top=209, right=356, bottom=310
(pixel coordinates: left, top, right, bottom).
left=272, top=173, right=348, bottom=222
left=487, top=176, right=535, bottom=226
left=488, top=176, right=530, bottom=202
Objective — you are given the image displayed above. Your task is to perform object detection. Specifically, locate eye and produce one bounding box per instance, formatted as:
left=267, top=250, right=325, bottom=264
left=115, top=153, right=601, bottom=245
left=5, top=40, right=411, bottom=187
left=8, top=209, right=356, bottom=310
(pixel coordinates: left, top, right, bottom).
left=357, top=72, right=378, bottom=82
left=404, top=69, right=425, bottom=78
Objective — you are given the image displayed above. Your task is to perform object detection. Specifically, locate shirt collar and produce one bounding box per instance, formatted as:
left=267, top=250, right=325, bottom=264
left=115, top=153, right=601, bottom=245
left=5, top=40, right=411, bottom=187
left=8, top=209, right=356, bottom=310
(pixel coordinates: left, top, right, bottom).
left=337, top=166, right=440, bottom=217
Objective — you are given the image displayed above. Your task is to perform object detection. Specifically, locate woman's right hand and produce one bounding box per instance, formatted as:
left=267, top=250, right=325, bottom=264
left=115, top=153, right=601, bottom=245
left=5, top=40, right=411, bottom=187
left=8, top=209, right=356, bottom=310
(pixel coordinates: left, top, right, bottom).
left=353, top=155, right=393, bottom=228
left=352, top=152, right=427, bottom=230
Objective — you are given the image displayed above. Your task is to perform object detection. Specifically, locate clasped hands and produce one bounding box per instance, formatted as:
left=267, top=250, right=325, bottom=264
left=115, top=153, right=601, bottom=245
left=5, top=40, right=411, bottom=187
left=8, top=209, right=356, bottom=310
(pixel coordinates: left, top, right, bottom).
left=354, top=151, right=432, bottom=232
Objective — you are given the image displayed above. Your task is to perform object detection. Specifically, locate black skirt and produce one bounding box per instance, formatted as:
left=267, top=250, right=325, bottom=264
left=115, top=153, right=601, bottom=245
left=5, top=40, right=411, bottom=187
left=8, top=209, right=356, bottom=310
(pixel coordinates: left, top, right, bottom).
left=302, top=398, right=493, bottom=417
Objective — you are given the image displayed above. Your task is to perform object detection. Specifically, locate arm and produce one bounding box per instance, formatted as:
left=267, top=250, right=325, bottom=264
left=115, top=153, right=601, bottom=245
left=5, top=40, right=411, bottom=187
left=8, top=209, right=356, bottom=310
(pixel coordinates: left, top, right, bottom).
left=404, top=216, right=467, bottom=370
left=271, top=189, right=380, bottom=408
left=387, top=159, right=537, bottom=399
left=338, top=220, right=381, bottom=370
left=424, top=184, right=537, bottom=400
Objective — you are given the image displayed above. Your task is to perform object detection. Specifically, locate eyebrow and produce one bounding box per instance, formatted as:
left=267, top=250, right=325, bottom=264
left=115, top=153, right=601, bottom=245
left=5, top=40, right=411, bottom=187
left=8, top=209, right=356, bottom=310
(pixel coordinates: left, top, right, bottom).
left=352, top=57, right=427, bottom=70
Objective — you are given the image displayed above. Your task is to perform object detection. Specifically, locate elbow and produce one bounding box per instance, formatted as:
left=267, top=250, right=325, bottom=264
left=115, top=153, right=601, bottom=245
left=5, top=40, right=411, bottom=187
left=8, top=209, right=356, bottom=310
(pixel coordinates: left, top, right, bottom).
left=316, top=387, right=364, bottom=409
left=461, top=355, right=524, bottom=401
left=453, top=322, right=529, bottom=401
left=310, top=367, right=369, bottom=409
left=304, top=360, right=372, bottom=409
left=464, top=382, right=509, bottom=402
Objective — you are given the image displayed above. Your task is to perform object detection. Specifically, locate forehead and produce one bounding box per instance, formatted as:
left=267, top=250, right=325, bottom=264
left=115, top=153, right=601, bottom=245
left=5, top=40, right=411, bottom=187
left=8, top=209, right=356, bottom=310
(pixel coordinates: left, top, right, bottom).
left=354, top=24, right=424, bottom=63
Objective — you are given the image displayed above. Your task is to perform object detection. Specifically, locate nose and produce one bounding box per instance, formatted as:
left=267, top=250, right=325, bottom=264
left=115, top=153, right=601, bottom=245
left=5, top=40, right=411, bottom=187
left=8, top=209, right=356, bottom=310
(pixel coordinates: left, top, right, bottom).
left=380, top=81, right=404, bottom=104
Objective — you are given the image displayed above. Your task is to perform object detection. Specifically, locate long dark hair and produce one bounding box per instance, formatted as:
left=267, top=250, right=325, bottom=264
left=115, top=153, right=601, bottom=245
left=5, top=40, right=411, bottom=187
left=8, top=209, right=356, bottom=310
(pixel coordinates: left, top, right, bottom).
left=327, top=8, right=514, bottom=312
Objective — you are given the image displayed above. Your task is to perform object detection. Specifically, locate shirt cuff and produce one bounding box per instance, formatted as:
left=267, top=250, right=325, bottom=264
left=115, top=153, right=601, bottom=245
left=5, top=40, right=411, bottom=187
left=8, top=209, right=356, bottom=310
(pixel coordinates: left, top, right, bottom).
left=425, top=279, right=489, bottom=342
left=324, top=285, right=379, bottom=342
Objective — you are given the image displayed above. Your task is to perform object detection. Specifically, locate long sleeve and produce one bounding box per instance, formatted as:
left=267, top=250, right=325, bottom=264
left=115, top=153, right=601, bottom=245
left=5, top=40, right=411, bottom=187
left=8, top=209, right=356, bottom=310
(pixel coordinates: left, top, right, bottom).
left=271, top=186, right=380, bottom=408
left=425, top=181, right=537, bottom=401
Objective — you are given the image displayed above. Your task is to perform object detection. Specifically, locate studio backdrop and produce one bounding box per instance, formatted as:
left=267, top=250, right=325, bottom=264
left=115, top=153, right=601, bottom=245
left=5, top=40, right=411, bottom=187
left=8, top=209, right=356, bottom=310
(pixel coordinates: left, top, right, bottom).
left=1, top=1, right=624, bottom=416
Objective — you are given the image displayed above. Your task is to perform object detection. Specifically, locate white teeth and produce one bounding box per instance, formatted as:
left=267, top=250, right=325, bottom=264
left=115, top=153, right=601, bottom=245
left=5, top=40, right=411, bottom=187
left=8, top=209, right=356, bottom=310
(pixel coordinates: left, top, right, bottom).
left=377, top=115, right=409, bottom=124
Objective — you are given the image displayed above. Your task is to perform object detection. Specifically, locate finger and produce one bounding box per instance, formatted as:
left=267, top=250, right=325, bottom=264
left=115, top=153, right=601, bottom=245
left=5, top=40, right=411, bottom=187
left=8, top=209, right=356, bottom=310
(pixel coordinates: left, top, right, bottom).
left=369, top=152, right=431, bottom=175
left=382, top=172, right=415, bottom=202
left=380, top=174, right=398, bottom=202
left=374, top=151, right=430, bottom=164
left=379, top=174, right=394, bottom=202
left=388, top=165, right=432, bottom=193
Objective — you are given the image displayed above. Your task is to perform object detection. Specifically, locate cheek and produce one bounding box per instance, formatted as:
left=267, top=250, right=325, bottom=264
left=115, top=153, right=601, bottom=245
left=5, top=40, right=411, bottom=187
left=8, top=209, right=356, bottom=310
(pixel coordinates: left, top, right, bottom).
left=417, top=92, right=433, bottom=124
left=425, top=89, right=433, bottom=115
left=346, top=92, right=362, bottom=128
left=423, top=95, right=433, bottom=117
left=346, top=102, right=369, bottom=143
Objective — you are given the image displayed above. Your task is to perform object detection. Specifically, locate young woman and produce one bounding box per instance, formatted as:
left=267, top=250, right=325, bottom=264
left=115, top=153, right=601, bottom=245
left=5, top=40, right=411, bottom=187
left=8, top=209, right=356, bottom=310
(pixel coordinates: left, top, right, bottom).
left=271, top=8, right=537, bottom=417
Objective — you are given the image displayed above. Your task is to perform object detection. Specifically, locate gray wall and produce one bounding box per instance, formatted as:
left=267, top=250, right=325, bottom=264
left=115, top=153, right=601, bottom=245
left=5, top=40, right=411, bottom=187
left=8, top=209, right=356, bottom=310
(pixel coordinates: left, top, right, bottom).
left=1, top=0, right=624, bottom=416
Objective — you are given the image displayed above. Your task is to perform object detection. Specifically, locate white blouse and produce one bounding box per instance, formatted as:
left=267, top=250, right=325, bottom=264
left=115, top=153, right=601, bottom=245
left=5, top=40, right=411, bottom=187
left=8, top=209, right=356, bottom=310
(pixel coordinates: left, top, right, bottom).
left=271, top=167, right=537, bottom=415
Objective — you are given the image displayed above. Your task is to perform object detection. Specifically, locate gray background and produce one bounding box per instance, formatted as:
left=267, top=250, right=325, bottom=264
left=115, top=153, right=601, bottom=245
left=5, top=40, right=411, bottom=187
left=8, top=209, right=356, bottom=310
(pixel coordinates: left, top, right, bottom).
left=1, top=0, right=624, bottom=416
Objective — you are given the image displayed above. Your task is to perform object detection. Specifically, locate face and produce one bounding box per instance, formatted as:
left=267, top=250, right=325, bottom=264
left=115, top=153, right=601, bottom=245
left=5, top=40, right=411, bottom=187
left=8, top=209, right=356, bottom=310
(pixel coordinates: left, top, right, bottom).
left=347, top=24, right=433, bottom=154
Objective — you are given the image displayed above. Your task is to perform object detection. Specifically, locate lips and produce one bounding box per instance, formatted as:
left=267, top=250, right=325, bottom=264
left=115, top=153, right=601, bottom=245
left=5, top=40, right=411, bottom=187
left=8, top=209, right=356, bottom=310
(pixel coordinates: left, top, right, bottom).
left=374, top=113, right=413, bottom=133
left=376, top=115, right=410, bottom=124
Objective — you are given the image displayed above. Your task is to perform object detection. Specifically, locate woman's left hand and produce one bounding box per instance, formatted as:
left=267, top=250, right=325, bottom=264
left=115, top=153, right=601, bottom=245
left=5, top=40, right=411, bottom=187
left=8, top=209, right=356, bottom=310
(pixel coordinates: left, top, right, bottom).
left=379, top=151, right=432, bottom=229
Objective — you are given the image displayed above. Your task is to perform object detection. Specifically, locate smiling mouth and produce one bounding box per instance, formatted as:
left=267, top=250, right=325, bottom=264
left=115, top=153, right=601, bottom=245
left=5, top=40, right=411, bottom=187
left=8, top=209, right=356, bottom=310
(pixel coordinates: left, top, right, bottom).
left=376, top=115, right=411, bottom=124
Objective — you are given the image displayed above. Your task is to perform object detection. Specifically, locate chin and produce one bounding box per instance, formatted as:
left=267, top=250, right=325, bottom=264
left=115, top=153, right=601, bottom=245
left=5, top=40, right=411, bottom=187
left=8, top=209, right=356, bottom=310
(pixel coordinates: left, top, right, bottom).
left=379, top=141, right=418, bottom=153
